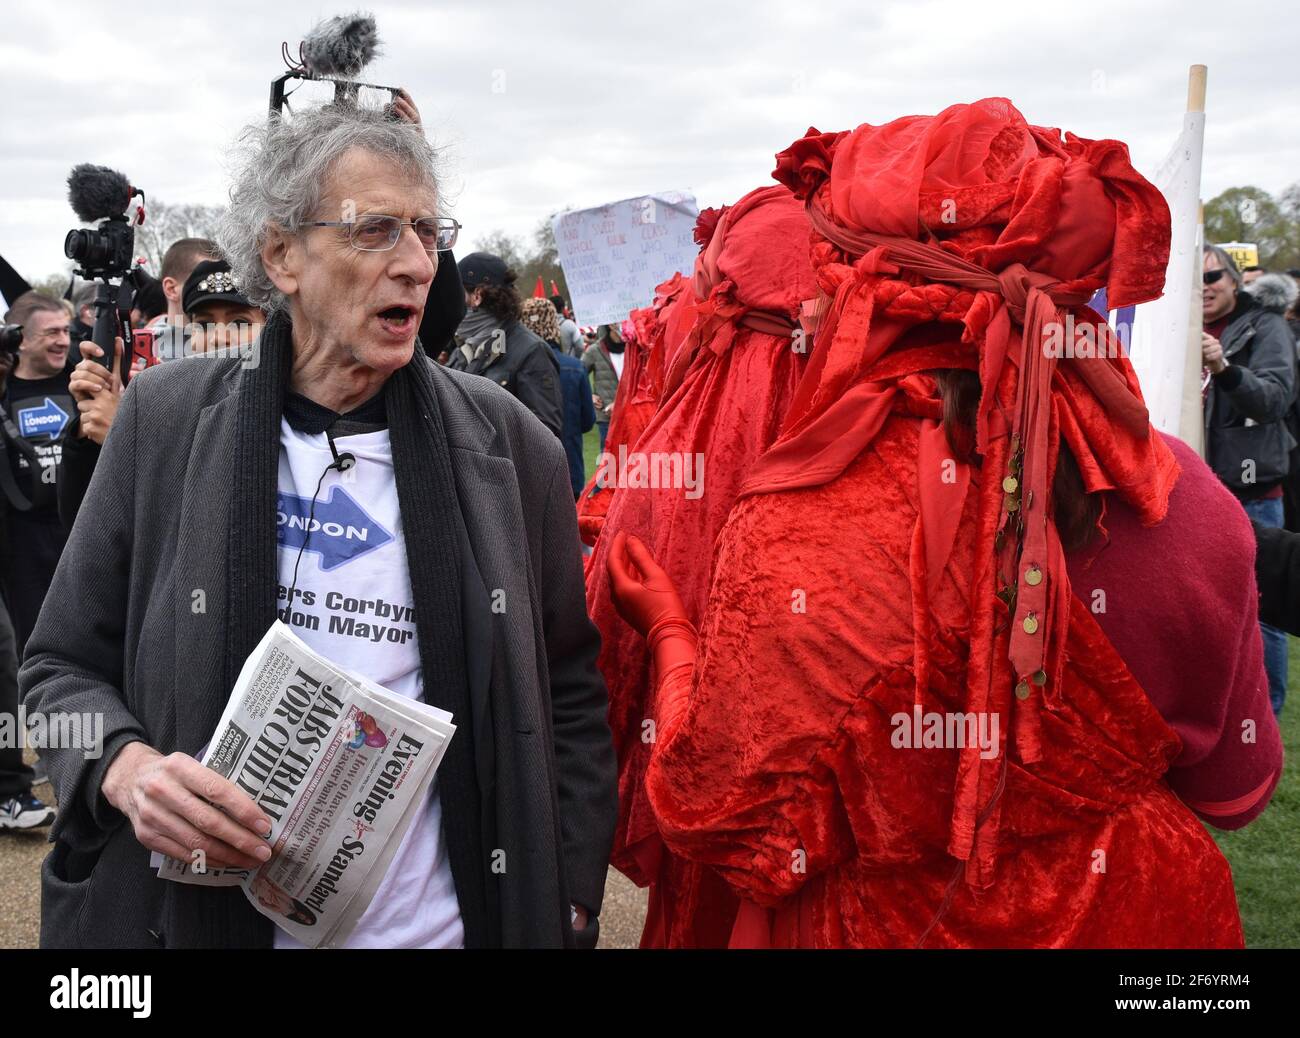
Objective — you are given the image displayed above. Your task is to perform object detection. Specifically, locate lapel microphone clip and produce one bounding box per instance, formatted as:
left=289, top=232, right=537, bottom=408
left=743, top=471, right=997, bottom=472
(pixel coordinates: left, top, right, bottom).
left=326, top=427, right=356, bottom=472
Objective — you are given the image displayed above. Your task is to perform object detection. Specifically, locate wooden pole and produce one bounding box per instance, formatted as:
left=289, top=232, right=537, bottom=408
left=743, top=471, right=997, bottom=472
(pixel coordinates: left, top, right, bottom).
left=1188, top=64, right=1207, bottom=113
left=1179, top=65, right=1208, bottom=455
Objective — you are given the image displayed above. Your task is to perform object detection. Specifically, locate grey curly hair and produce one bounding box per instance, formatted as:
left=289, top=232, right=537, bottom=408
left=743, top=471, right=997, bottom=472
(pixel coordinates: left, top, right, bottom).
left=218, top=105, right=440, bottom=314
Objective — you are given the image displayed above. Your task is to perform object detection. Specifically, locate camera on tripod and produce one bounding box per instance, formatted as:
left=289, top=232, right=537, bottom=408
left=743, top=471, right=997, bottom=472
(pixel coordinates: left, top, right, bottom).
left=65, top=212, right=136, bottom=281
left=62, top=164, right=149, bottom=377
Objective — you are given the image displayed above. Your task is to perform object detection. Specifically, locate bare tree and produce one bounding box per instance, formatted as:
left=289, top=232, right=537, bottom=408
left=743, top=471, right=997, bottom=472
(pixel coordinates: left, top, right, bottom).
left=470, top=229, right=527, bottom=273
left=469, top=221, right=570, bottom=302
left=1276, top=182, right=1300, bottom=272
left=134, top=200, right=227, bottom=274
left=523, top=217, right=569, bottom=302
left=27, top=270, right=76, bottom=301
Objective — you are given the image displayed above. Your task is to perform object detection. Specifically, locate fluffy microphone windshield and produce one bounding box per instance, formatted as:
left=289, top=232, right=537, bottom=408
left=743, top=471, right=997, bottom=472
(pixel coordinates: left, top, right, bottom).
left=67, top=164, right=132, bottom=222
left=301, top=13, right=382, bottom=78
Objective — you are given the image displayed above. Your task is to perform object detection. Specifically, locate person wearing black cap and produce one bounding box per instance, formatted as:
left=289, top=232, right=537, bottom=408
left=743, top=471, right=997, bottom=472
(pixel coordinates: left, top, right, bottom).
left=181, top=259, right=265, bottom=356
left=57, top=261, right=267, bottom=530
left=452, top=253, right=562, bottom=438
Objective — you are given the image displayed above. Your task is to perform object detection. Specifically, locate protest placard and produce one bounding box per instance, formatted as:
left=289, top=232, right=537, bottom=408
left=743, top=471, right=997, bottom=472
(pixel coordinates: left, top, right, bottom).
left=552, top=192, right=700, bottom=327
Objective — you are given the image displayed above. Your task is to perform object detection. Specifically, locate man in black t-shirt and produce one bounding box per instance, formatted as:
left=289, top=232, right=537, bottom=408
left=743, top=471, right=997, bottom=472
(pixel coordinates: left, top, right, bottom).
left=2, top=295, right=72, bottom=651
left=0, top=293, right=66, bottom=830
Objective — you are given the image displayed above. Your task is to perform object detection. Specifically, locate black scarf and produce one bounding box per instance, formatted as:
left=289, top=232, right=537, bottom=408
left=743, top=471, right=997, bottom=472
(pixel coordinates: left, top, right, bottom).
left=210, top=310, right=488, bottom=947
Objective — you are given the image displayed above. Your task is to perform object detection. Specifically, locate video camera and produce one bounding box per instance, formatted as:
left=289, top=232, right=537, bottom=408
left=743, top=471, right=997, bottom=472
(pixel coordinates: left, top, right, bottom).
left=63, top=164, right=149, bottom=381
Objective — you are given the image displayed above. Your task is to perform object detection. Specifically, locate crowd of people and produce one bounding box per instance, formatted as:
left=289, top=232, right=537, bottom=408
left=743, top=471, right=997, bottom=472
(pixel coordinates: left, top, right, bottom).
left=441, top=252, right=627, bottom=497
left=0, top=195, right=633, bottom=849
left=0, top=88, right=1294, bottom=951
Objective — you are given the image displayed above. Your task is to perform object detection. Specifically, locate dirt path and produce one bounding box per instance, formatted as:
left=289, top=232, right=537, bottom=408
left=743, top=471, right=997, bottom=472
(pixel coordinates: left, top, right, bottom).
left=0, top=753, right=646, bottom=949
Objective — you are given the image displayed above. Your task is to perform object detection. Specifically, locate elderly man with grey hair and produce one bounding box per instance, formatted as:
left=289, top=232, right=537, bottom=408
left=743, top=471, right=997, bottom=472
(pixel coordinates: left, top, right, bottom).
left=21, top=104, right=617, bottom=948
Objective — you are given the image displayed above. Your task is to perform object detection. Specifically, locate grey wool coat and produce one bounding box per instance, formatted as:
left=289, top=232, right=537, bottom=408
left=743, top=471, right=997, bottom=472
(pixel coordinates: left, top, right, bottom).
left=20, top=337, right=617, bottom=949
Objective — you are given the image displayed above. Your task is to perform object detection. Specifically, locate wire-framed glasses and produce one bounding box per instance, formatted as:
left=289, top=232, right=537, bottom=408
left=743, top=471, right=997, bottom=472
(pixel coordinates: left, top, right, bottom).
left=305, top=215, right=461, bottom=253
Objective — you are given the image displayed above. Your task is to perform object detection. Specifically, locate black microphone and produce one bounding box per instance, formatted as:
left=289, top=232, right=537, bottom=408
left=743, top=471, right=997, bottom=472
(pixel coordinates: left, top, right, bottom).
left=325, top=428, right=356, bottom=472
left=301, top=13, right=381, bottom=79
left=67, top=164, right=135, bottom=223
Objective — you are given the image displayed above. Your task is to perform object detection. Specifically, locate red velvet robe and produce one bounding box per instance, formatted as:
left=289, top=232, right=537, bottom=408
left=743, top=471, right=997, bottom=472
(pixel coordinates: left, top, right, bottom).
left=583, top=186, right=817, bottom=944
left=607, top=99, right=1269, bottom=948
left=577, top=274, right=686, bottom=550
left=644, top=403, right=1246, bottom=947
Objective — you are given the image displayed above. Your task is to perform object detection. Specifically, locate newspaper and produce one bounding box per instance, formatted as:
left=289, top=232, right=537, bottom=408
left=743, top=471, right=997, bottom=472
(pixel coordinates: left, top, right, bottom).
left=152, top=621, right=455, bottom=948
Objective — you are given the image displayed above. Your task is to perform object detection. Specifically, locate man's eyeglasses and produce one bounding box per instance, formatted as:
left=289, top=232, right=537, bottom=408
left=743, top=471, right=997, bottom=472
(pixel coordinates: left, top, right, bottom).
left=304, top=215, right=461, bottom=253
left=1203, top=268, right=1231, bottom=286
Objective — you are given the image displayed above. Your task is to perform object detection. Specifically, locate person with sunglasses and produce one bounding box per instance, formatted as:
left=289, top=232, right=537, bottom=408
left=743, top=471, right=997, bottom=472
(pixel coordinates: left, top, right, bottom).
left=1202, top=242, right=1298, bottom=715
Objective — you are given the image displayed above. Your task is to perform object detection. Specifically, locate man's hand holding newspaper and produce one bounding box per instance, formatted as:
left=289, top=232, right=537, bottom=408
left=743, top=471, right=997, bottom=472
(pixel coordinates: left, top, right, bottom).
left=132, top=622, right=455, bottom=948
left=104, top=742, right=275, bottom=870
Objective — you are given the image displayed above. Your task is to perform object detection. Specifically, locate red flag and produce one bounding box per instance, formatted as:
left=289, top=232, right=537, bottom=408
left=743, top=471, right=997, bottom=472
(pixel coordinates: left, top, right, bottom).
left=533, top=275, right=545, bottom=298
left=550, top=280, right=560, bottom=297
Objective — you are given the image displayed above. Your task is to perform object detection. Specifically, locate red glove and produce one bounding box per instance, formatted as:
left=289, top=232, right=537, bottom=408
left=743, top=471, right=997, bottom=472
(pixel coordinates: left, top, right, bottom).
left=607, top=531, right=697, bottom=675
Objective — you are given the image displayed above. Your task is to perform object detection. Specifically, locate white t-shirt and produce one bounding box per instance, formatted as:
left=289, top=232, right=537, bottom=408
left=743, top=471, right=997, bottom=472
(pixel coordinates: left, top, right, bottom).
left=609, top=349, right=625, bottom=380
left=272, top=418, right=464, bottom=949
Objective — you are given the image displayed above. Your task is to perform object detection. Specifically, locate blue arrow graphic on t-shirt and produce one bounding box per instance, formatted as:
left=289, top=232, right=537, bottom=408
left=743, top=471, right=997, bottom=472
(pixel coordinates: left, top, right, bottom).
left=17, top=397, right=69, bottom=439
left=276, top=486, right=394, bottom=571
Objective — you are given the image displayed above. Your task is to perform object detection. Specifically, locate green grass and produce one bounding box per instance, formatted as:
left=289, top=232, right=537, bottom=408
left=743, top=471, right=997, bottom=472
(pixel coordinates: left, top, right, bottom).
left=1212, top=638, right=1300, bottom=948
left=584, top=425, right=602, bottom=480
left=582, top=420, right=1297, bottom=946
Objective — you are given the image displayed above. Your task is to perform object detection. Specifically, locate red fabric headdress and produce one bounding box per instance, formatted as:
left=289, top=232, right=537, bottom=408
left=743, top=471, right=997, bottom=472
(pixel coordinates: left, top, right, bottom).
left=748, top=98, right=1179, bottom=886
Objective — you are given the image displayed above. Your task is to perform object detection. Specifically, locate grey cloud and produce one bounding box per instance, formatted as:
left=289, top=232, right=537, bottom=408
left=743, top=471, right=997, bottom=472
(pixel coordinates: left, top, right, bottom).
left=1, top=0, right=1295, bottom=283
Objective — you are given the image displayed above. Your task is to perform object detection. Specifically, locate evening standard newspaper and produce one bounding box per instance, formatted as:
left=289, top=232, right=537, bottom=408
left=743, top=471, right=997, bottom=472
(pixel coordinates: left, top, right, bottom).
left=151, top=621, right=456, bottom=948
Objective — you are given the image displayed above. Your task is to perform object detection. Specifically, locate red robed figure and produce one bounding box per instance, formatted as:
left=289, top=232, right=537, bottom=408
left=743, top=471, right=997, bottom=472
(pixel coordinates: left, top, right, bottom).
left=595, top=98, right=1281, bottom=947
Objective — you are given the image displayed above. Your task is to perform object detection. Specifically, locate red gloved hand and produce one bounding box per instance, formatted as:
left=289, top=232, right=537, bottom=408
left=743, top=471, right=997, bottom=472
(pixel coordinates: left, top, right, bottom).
left=608, top=531, right=699, bottom=735
left=608, top=531, right=687, bottom=637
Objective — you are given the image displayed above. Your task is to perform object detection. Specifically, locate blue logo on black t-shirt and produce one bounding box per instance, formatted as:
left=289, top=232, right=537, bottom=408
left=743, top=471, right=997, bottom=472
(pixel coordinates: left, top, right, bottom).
left=17, top=397, right=69, bottom=439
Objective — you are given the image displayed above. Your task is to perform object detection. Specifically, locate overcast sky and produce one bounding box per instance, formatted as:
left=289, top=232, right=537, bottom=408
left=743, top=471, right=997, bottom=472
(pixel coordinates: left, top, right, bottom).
left=2, top=0, right=1296, bottom=282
